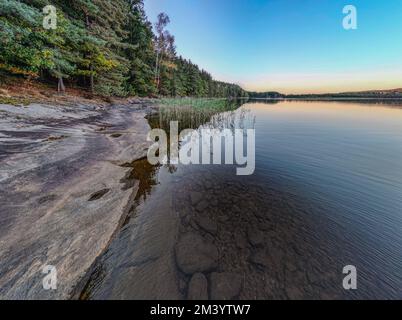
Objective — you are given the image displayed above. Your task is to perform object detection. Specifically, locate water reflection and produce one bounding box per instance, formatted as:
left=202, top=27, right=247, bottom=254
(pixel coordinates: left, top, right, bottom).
left=147, top=98, right=247, bottom=133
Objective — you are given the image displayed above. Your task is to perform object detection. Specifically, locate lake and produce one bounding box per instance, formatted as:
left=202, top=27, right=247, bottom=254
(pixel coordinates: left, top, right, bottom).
left=82, top=100, right=402, bottom=300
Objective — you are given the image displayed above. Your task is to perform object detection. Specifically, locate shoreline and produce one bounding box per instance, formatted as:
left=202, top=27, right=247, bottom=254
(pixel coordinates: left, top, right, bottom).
left=0, top=97, right=157, bottom=299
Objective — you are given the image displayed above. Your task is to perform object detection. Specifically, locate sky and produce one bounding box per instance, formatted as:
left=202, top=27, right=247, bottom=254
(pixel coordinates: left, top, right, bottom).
left=144, top=0, right=402, bottom=94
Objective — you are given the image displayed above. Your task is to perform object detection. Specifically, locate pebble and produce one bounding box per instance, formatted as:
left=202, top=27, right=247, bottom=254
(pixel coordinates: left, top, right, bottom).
left=187, top=273, right=209, bottom=300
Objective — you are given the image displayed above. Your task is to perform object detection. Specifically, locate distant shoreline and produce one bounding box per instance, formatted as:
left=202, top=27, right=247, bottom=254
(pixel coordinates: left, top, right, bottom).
left=248, top=97, right=402, bottom=100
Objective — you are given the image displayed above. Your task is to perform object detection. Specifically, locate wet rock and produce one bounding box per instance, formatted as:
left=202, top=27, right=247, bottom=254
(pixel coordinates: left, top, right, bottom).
left=232, top=205, right=241, bottom=214
left=247, top=227, right=264, bottom=246
left=253, top=209, right=267, bottom=219
left=175, top=233, right=219, bottom=275
left=187, top=273, right=209, bottom=300
left=285, top=286, right=305, bottom=300
left=46, top=135, right=68, bottom=142
left=210, top=272, right=242, bottom=300
left=190, top=192, right=203, bottom=206
left=195, top=215, right=218, bottom=235
left=286, top=261, right=298, bottom=273
left=234, top=232, right=247, bottom=249
left=179, top=278, right=187, bottom=293
left=218, top=214, right=229, bottom=222
left=196, top=200, right=209, bottom=212
left=204, top=180, right=213, bottom=189
left=249, top=250, right=270, bottom=269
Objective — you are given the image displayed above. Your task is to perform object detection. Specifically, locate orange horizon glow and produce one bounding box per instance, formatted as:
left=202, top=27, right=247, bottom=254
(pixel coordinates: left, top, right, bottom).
left=231, top=70, right=402, bottom=94
left=234, top=69, right=402, bottom=94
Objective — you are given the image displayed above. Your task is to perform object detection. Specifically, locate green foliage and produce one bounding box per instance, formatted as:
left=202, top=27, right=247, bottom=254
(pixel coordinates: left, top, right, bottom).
left=0, top=0, right=247, bottom=98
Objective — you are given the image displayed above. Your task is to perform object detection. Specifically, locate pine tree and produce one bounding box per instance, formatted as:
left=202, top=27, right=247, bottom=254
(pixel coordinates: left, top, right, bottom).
left=0, top=0, right=248, bottom=98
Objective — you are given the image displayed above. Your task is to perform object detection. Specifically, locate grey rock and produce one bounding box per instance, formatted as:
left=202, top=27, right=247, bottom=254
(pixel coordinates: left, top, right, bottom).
left=175, top=233, right=219, bottom=275
left=187, top=273, right=209, bottom=300
left=0, top=101, right=153, bottom=299
left=210, top=272, right=242, bottom=300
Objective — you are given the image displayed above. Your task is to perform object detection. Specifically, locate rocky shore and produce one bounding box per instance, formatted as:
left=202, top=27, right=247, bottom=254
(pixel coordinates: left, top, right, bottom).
left=0, top=98, right=156, bottom=299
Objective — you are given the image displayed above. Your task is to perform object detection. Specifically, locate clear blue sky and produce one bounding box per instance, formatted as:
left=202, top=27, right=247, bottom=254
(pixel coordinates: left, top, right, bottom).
left=144, top=0, right=402, bottom=93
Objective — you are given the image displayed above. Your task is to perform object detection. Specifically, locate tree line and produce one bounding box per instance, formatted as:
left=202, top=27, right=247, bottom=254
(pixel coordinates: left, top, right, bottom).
left=0, top=0, right=248, bottom=98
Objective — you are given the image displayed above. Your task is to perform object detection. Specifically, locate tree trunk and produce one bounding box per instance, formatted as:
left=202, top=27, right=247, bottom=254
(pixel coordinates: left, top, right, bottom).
left=156, top=52, right=164, bottom=91
left=90, top=64, right=94, bottom=94
left=155, top=49, right=160, bottom=86
left=57, top=65, right=65, bottom=94
left=84, top=13, right=93, bottom=95
left=85, top=13, right=90, bottom=28
left=58, top=76, right=65, bottom=93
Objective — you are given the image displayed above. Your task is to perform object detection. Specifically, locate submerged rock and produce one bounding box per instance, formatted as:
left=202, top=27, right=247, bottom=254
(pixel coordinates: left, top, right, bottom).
left=175, top=233, right=219, bottom=275
left=210, top=272, right=242, bottom=300
left=234, top=232, right=247, bottom=249
left=196, top=200, right=209, bottom=212
left=247, top=227, right=265, bottom=247
left=249, top=250, right=271, bottom=269
left=195, top=214, right=218, bottom=235
left=187, top=273, right=209, bottom=300
left=190, top=191, right=203, bottom=206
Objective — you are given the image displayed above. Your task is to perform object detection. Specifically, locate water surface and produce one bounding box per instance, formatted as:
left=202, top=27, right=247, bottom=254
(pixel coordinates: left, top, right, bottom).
left=83, top=100, right=402, bottom=300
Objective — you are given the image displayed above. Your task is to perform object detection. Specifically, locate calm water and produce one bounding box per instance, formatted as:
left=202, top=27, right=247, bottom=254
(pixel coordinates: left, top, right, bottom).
left=83, top=100, right=402, bottom=300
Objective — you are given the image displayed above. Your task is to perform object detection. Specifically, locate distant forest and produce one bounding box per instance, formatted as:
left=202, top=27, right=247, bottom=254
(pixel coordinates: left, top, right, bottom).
left=0, top=0, right=248, bottom=98
left=248, top=90, right=402, bottom=99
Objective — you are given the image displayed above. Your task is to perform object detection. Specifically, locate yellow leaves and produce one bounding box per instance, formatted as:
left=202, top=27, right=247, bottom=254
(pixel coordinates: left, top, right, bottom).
left=42, top=49, right=53, bottom=59
left=75, top=69, right=93, bottom=77
left=94, top=53, right=118, bottom=71
left=0, top=63, right=38, bottom=78
left=161, top=60, right=177, bottom=70
left=75, top=53, right=118, bottom=77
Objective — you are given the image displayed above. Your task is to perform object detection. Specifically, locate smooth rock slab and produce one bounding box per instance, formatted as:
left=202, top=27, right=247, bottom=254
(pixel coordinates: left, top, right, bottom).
left=210, top=272, right=242, bottom=300
left=187, top=273, right=209, bottom=300
left=0, top=102, right=152, bottom=299
left=175, top=233, right=219, bottom=275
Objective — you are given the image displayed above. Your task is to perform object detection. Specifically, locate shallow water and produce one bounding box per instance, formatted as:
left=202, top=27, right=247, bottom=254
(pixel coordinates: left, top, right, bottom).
left=83, top=100, right=402, bottom=300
